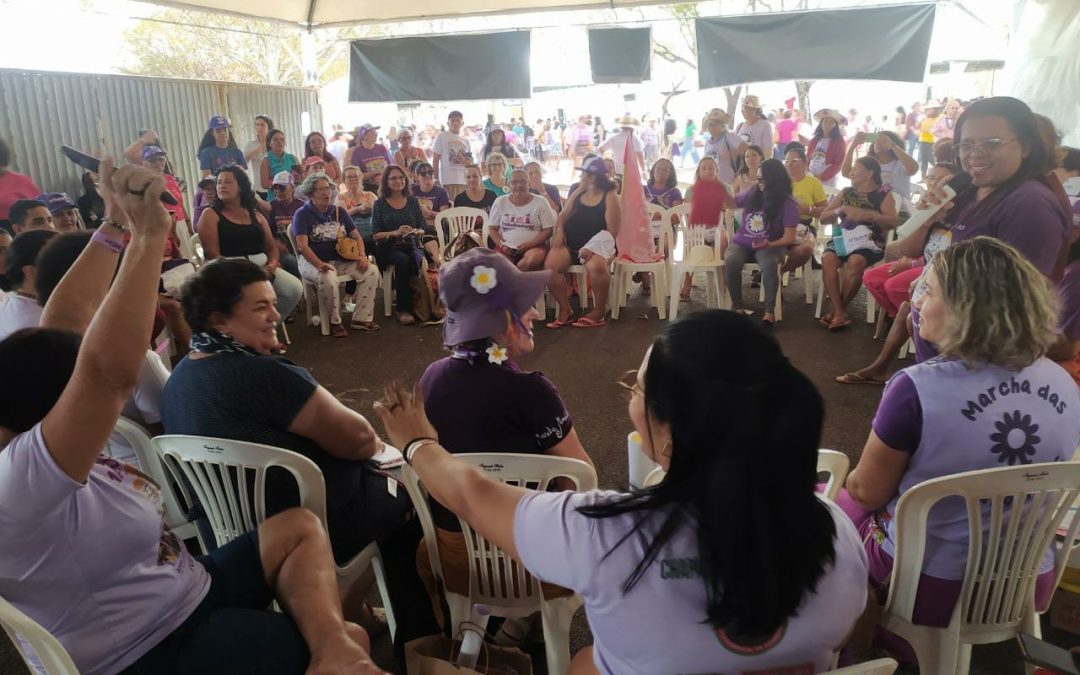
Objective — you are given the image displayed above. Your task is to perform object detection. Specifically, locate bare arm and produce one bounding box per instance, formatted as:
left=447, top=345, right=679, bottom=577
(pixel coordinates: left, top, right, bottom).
left=874, top=193, right=900, bottom=230
left=260, top=159, right=272, bottom=191
left=840, top=137, right=860, bottom=179
left=605, top=191, right=621, bottom=237
left=257, top=213, right=279, bottom=266
left=819, top=192, right=846, bottom=224
left=844, top=431, right=911, bottom=511
left=40, top=161, right=172, bottom=482
left=294, top=234, right=328, bottom=269
left=431, top=153, right=442, bottom=182
left=198, top=209, right=222, bottom=259
left=288, top=387, right=380, bottom=461
left=39, top=224, right=123, bottom=334
left=762, top=226, right=797, bottom=249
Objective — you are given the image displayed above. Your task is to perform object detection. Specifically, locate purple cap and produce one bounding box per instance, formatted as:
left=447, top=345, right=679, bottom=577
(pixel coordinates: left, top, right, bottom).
left=142, top=145, right=167, bottom=161
left=35, top=192, right=76, bottom=213
left=577, top=156, right=609, bottom=177
left=439, top=248, right=551, bottom=346
left=208, top=115, right=230, bottom=130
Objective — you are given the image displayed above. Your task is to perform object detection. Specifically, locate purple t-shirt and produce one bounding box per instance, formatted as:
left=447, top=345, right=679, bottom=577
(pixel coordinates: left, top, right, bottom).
left=644, top=184, right=682, bottom=209
left=0, top=424, right=210, bottom=674
left=349, top=144, right=393, bottom=185
left=198, top=146, right=247, bottom=174
left=732, top=189, right=801, bottom=249
left=290, top=202, right=357, bottom=262
left=948, top=179, right=1071, bottom=276
left=1060, top=260, right=1080, bottom=341
left=419, top=356, right=573, bottom=530
left=531, top=183, right=563, bottom=211
left=514, top=491, right=868, bottom=674
left=270, top=196, right=306, bottom=238
left=412, top=184, right=451, bottom=216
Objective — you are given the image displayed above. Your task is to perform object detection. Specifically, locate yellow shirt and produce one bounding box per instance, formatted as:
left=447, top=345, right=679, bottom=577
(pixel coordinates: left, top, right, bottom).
left=791, top=174, right=827, bottom=222
left=918, top=116, right=938, bottom=144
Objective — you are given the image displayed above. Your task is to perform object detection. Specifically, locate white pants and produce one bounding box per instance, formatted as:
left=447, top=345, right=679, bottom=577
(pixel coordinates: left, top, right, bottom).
left=240, top=253, right=303, bottom=319
left=298, top=257, right=379, bottom=325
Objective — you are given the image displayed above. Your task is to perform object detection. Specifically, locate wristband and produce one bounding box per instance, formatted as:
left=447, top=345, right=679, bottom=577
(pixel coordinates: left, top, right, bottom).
left=404, top=437, right=439, bottom=463
left=90, top=228, right=125, bottom=254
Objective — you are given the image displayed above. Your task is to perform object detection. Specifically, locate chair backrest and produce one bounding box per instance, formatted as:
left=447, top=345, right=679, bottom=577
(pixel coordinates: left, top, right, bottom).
left=0, top=595, right=79, bottom=675
left=175, top=221, right=197, bottom=262
left=830, top=657, right=898, bottom=674
left=668, top=203, right=692, bottom=227
left=402, top=453, right=597, bottom=609
left=884, top=462, right=1080, bottom=635
left=642, top=465, right=666, bottom=487
left=817, top=449, right=851, bottom=501
left=152, top=435, right=328, bottom=548
left=189, top=233, right=204, bottom=266
left=113, top=418, right=192, bottom=533
left=437, top=207, right=487, bottom=253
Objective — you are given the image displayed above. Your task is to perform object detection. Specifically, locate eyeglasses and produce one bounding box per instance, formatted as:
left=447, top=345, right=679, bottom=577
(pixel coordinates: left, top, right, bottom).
left=273, top=184, right=290, bottom=190
left=616, top=370, right=646, bottom=401
left=313, top=186, right=333, bottom=193
left=957, top=137, right=1018, bottom=156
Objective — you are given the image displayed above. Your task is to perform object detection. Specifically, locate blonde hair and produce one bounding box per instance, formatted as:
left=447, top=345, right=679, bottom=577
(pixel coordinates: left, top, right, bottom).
left=485, top=152, right=508, bottom=174
left=932, top=236, right=1059, bottom=370
left=342, top=165, right=361, bottom=180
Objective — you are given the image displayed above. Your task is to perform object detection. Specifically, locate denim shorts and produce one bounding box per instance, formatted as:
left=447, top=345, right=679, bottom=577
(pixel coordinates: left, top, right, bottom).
left=823, top=242, right=885, bottom=266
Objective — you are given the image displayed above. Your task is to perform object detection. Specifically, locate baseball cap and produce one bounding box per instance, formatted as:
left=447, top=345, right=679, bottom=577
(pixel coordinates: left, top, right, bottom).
left=358, top=123, right=380, bottom=137
left=208, top=115, right=230, bottom=130
left=198, top=177, right=216, bottom=189
left=303, top=156, right=326, bottom=168
left=272, top=171, right=295, bottom=187
left=577, top=156, right=609, bottom=177
left=35, top=192, right=76, bottom=213
left=142, top=145, right=167, bottom=161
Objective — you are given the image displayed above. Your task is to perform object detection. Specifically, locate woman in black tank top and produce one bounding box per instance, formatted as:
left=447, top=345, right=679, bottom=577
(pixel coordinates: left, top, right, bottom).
left=544, top=157, right=621, bottom=328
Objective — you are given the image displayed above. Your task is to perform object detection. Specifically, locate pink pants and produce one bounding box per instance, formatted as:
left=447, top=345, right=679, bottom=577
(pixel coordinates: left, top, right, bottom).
left=862, top=264, right=923, bottom=319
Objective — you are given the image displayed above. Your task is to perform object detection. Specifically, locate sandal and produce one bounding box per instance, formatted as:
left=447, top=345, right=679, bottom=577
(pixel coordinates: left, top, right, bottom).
left=397, top=312, right=416, bottom=326
left=546, top=317, right=573, bottom=329
left=835, top=371, right=887, bottom=386
left=572, top=316, right=607, bottom=328
left=330, top=324, right=348, bottom=338
left=828, top=317, right=852, bottom=331
left=351, top=321, right=380, bottom=332
left=819, top=313, right=834, bottom=326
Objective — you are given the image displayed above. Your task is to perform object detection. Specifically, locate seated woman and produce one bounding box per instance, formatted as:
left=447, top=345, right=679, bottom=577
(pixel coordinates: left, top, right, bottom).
left=482, top=152, right=510, bottom=196
left=265, top=171, right=305, bottom=279
left=411, top=161, right=451, bottom=264
left=196, top=167, right=303, bottom=321
left=376, top=310, right=869, bottom=675
left=525, top=161, right=562, bottom=213
left=338, top=166, right=377, bottom=220
left=841, top=237, right=1080, bottom=662
left=680, top=157, right=732, bottom=300
left=545, top=156, right=621, bottom=329
left=416, top=247, right=592, bottom=624
left=453, top=164, right=498, bottom=217
left=807, top=109, right=847, bottom=187
left=291, top=173, right=380, bottom=337
left=0, top=160, right=379, bottom=675
left=394, top=129, right=427, bottom=180
left=372, top=165, right=427, bottom=326
left=304, top=131, right=342, bottom=183
left=0, top=229, right=55, bottom=341
left=164, top=257, right=437, bottom=657
left=644, top=157, right=683, bottom=213
left=781, top=144, right=828, bottom=276
left=724, top=158, right=800, bottom=326
left=730, top=144, right=765, bottom=195
left=819, top=156, right=898, bottom=331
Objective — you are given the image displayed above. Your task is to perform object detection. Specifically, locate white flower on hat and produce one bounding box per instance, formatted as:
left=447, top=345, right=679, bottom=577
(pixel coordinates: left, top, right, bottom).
left=470, top=265, right=498, bottom=294
left=486, top=343, right=509, bottom=365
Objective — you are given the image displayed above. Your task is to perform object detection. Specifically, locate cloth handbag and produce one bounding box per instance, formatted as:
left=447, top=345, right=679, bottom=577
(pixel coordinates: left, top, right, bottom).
left=336, top=224, right=362, bottom=260
left=411, top=269, right=446, bottom=324
left=404, top=636, right=533, bottom=675
left=831, top=225, right=879, bottom=257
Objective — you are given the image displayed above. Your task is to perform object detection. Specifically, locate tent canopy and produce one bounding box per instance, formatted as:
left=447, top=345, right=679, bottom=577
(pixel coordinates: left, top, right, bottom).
left=148, top=0, right=665, bottom=28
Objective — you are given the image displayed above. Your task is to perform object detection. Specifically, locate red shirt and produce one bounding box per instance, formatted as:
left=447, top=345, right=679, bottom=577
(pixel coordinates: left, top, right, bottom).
left=688, top=180, right=732, bottom=227
left=0, top=170, right=42, bottom=221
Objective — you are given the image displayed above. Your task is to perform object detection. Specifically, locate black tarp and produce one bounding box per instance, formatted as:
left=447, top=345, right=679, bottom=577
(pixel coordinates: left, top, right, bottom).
left=696, top=4, right=936, bottom=89
left=348, top=32, right=531, bottom=102
left=588, top=27, right=652, bottom=83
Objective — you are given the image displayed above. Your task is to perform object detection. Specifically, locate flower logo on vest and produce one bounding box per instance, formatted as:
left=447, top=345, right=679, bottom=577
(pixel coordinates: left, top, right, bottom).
left=989, top=410, right=1041, bottom=465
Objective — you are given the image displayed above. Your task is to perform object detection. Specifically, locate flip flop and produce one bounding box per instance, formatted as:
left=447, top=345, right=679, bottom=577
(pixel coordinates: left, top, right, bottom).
left=836, top=372, right=887, bottom=386
left=572, top=316, right=607, bottom=328
left=828, top=317, right=852, bottom=331
left=819, top=313, right=834, bottom=326
left=546, top=318, right=573, bottom=329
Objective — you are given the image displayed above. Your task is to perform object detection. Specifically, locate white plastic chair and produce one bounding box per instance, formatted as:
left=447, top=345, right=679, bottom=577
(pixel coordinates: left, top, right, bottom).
left=401, top=453, right=597, bottom=675
left=611, top=217, right=674, bottom=320
left=153, top=435, right=396, bottom=639
left=816, top=449, right=851, bottom=501
left=669, top=224, right=727, bottom=320
left=436, top=207, right=486, bottom=255
left=879, top=462, right=1080, bottom=675
left=175, top=220, right=198, bottom=263
left=830, top=657, right=898, bottom=674
left=642, top=465, right=666, bottom=487
left=111, top=417, right=202, bottom=546
left=0, top=595, right=79, bottom=675
left=286, top=230, right=354, bottom=333
left=189, top=232, right=205, bottom=267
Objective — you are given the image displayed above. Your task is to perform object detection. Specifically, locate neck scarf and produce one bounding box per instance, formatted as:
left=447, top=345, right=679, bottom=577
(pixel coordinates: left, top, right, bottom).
left=190, top=330, right=262, bottom=356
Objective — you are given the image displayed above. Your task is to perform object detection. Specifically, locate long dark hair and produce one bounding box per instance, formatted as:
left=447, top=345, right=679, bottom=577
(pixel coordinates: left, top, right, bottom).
left=198, top=127, right=239, bottom=153
left=868, top=131, right=904, bottom=162
left=265, top=129, right=286, bottom=154
left=648, top=158, right=678, bottom=190
left=481, top=128, right=508, bottom=159
left=813, top=120, right=842, bottom=141
left=578, top=311, right=836, bottom=639
left=212, top=166, right=259, bottom=215
left=563, top=166, right=614, bottom=224
left=747, top=159, right=793, bottom=226
left=379, top=164, right=411, bottom=199
left=304, top=131, right=335, bottom=162
left=736, top=145, right=765, bottom=178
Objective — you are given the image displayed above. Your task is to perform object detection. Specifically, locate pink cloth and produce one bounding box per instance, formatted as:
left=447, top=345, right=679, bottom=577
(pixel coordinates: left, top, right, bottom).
left=0, top=170, right=42, bottom=221
left=863, top=263, right=923, bottom=318
left=615, top=133, right=660, bottom=263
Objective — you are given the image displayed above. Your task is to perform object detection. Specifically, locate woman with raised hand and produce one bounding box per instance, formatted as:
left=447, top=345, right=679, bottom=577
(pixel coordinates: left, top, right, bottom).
left=376, top=310, right=868, bottom=675
left=0, top=159, right=386, bottom=675
left=841, top=237, right=1080, bottom=665
left=196, top=166, right=303, bottom=322
left=843, top=130, right=919, bottom=200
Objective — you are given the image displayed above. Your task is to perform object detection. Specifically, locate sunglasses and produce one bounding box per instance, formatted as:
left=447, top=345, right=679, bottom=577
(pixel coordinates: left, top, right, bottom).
left=418, top=170, right=433, bottom=176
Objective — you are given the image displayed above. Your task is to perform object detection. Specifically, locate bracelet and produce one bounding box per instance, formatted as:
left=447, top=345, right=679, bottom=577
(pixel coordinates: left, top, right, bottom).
left=404, top=437, right=439, bottom=464
left=101, top=217, right=129, bottom=232
left=90, top=228, right=125, bottom=254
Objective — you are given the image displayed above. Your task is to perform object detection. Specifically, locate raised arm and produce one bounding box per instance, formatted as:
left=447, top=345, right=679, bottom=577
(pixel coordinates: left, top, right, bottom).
left=840, top=132, right=863, bottom=179
left=40, top=160, right=172, bottom=482
left=39, top=221, right=125, bottom=335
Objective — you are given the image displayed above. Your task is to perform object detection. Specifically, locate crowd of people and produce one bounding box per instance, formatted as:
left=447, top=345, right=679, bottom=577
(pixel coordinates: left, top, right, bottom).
left=1, top=90, right=1079, bottom=675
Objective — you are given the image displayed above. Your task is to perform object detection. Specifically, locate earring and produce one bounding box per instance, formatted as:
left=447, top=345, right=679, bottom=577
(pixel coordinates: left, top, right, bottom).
left=660, top=439, right=672, bottom=458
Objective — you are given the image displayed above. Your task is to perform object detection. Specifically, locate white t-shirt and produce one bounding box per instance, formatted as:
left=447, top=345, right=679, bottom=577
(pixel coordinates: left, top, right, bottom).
left=244, top=140, right=266, bottom=191
left=736, top=118, right=774, bottom=157
left=432, top=131, right=473, bottom=186
left=328, top=139, right=349, bottom=166
left=105, top=351, right=171, bottom=467
left=487, top=194, right=557, bottom=249
left=514, top=490, right=868, bottom=675
left=0, top=293, right=42, bottom=341
left=598, top=130, right=644, bottom=175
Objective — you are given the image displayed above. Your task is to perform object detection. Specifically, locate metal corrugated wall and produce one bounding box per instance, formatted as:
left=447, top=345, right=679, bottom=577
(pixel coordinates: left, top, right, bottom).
left=0, top=69, right=322, bottom=215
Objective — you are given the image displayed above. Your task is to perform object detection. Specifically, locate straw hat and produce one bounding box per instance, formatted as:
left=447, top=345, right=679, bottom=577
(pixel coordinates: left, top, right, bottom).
left=702, top=108, right=731, bottom=128
left=742, top=95, right=764, bottom=110
left=813, top=108, right=848, bottom=125
left=924, top=100, right=944, bottom=112
left=616, top=114, right=640, bottom=127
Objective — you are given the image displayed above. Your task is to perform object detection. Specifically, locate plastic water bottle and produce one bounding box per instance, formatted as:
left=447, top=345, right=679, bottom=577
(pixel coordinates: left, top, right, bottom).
left=627, top=430, right=659, bottom=489
left=456, top=604, right=491, bottom=669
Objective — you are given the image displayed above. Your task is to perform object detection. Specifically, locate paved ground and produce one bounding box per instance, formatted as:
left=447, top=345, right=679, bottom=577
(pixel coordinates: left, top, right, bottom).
left=2, top=270, right=1075, bottom=673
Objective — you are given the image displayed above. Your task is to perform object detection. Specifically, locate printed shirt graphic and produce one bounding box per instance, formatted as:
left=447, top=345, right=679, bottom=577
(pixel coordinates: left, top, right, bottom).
left=488, top=194, right=556, bottom=249
left=292, top=203, right=355, bottom=262
left=0, top=423, right=210, bottom=675
left=199, top=146, right=247, bottom=174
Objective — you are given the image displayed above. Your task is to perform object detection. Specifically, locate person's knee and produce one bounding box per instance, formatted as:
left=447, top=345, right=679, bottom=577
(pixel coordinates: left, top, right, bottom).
left=521, top=249, right=546, bottom=270
left=586, top=256, right=608, bottom=279
left=822, top=252, right=838, bottom=269
left=263, top=507, right=325, bottom=548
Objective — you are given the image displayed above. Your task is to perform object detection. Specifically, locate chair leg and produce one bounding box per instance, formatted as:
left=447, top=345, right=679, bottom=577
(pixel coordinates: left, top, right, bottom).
left=814, top=271, right=825, bottom=319
left=445, top=592, right=473, bottom=641
left=655, top=268, right=667, bottom=319
left=540, top=597, right=579, bottom=675
left=382, top=270, right=393, bottom=318
left=866, top=289, right=877, bottom=323
left=803, top=260, right=814, bottom=304
left=669, top=266, right=681, bottom=321
left=610, top=268, right=622, bottom=320
left=369, top=550, right=397, bottom=641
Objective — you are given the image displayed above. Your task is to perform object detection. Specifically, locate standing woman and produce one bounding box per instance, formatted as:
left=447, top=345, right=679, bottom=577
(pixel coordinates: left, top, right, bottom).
left=480, top=128, right=522, bottom=168
left=724, top=159, right=801, bottom=326
left=544, top=156, right=621, bottom=329
left=244, top=114, right=273, bottom=193
left=260, top=130, right=299, bottom=192
left=482, top=153, right=511, bottom=196
left=394, top=129, right=427, bottom=180
left=196, top=166, right=303, bottom=321
left=735, top=96, right=774, bottom=159
left=197, top=115, right=247, bottom=178
left=807, top=109, right=847, bottom=187
left=571, top=116, right=595, bottom=169
left=860, top=130, right=918, bottom=200
left=932, top=100, right=962, bottom=142
left=304, top=132, right=342, bottom=184
left=291, top=173, right=380, bottom=337
left=701, top=109, right=747, bottom=185
left=731, top=145, right=765, bottom=195
left=349, top=124, right=395, bottom=193
left=371, top=165, right=426, bottom=325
